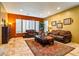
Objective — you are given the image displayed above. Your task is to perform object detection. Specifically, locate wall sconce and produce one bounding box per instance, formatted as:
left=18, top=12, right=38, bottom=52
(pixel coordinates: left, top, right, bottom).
left=9, top=23, right=12, bottom=25
left=8, top=22, right=13, bottom=27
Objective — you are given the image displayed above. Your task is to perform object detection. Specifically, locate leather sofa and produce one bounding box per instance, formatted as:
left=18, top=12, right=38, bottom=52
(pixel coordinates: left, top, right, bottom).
left=23, top=30, right=37, bottom=38
left=50, top=30, right=72, bottom=43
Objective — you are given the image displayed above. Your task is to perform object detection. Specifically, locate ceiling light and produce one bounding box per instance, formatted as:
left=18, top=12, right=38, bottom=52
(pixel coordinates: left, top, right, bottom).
left=20, top=9, right=23, bottom=12
left=57, top=7, right=61, bottom=10
left=48, top=11, right=50, bottom=14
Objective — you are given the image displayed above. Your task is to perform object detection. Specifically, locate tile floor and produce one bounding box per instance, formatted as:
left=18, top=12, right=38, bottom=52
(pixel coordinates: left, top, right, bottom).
left=65, top=42, right=79, bottom=56
left=0, top=37, right=79, bottom=56
left=0, top=37, right=34, bottom=56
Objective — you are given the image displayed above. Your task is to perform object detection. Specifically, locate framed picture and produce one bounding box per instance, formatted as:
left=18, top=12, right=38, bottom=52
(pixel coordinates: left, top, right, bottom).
left=51, top=21, right=56, bottom=26
left=57, top=23, right=63, bottom=29
left=63, top=18, right=73, bottom=25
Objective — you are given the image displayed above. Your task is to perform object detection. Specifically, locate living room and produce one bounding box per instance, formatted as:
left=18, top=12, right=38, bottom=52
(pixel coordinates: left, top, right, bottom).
left=0, top=2, right=79, bottom=56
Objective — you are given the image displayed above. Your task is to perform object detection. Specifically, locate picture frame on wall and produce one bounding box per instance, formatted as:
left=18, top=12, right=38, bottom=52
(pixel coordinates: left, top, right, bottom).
left=57, top=23, right=63, bottom=29
left=63, top=18, right=73, bottom=25
left=51, top=21, right=56, bottom=26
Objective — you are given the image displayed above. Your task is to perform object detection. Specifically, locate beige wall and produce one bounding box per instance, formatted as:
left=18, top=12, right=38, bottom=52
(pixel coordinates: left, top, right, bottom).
left=0, top=2, right=7, bottom=44
left=45, top=6, right=79, bottom=43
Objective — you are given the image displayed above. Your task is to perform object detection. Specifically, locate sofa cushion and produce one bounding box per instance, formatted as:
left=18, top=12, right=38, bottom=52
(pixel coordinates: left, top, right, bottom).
left=59, top=30, right=65, bottom=36
left=51, top=30, right=59, bottom=35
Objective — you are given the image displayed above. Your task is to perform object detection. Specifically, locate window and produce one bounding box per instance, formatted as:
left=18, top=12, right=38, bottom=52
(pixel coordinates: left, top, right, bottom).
left=29, top=20, right=33, bottom=29
left=26, top=20, right=30, bottom=30
left=23, top=20, right=31, bottom=32
left=29, top=20, right=35, bottom=30
left=16, top=19, right=22, bottom=33
left=16, top=19, right=39, bottom=33
left=35, top=21, right=39, bottom=32
left=44, top=20, right=48, bottom=32
left=23, top=20, right=26, bottom=33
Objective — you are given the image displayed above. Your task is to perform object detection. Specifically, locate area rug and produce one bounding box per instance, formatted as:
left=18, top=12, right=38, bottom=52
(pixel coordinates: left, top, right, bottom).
left=25, top=40, right=74, bottom=56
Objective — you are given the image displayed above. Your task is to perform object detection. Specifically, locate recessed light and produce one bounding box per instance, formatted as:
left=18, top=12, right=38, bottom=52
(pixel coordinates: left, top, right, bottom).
left=57, top=7, right=61, bottom=10
left=20, top=9, right=23, bottom=12
left=48, top=11, right=50, bottom=14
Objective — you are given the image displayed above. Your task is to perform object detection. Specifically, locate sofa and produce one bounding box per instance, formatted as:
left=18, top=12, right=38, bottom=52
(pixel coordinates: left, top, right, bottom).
left=23, top=30, right=37, bottom=38
left=50, top=30, right=72, bottom=43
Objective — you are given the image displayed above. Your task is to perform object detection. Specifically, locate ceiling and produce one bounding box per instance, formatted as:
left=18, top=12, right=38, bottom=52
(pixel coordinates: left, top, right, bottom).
left=2, top=2, right=79, bottom=18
